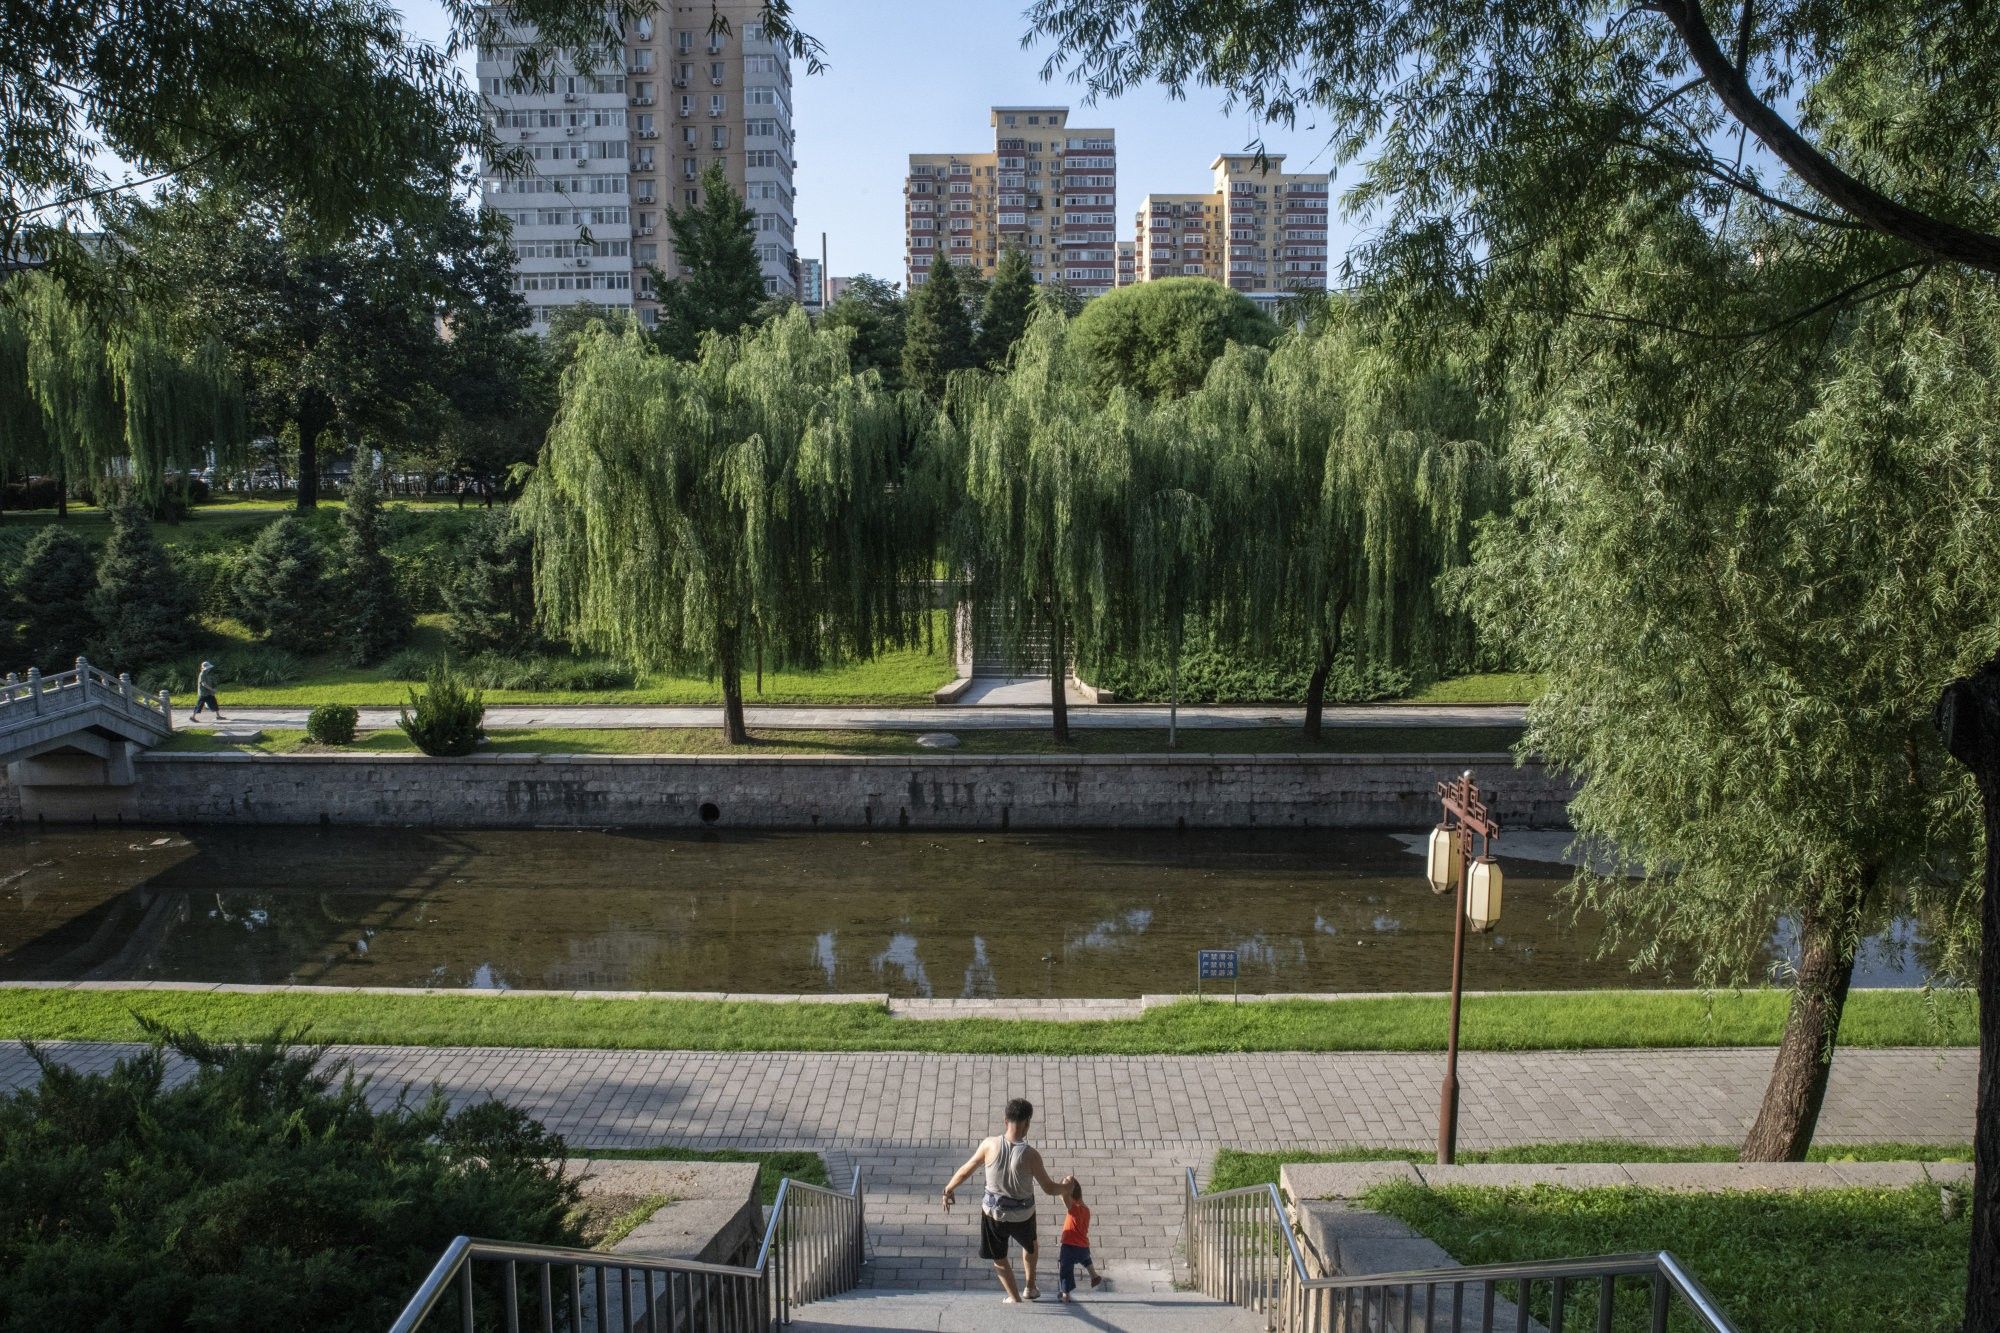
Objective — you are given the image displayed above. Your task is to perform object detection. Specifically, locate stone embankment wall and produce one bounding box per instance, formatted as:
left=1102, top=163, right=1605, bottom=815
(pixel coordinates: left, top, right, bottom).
left=3, top=751, right=1572, bottom=830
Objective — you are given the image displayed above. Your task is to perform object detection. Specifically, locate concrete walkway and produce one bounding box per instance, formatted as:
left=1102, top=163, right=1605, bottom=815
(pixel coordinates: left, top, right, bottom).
left=2, top=1042, right=1971, bottom=1295
left=178, top=702, right=1525, bottom=734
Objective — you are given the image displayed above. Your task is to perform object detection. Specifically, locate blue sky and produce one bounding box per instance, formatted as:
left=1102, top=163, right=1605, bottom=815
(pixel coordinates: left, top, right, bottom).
left=406, top=0, right=1363, bottom=286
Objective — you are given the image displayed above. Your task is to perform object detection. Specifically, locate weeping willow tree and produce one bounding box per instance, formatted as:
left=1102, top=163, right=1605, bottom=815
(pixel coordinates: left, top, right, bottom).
left=0, top=275, right=246, bottom=511
left=113, top=321, right=248, bottom=508
left=956, top=302, right=1141, bottom=742
left=523, top=308, right=933, bottom=744
left=1253, top=307, right=1503, bottom=739
left=0, top=300, right=52, bottom=507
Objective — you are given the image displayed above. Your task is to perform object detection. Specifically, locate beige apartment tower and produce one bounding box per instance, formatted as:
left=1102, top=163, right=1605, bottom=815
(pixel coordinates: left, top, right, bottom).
left=905, top=107, right=1117, bottom=298
left=1135, top=154, right=1329, bottom=311
left=478, top=1, right=799, bottom=331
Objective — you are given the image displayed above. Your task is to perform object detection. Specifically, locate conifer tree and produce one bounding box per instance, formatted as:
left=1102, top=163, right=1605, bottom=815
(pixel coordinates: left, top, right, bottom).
left=650, top=164, right=767, bottom=361
left=15, top=526, right=96, bottom=669
left=445, top=510, right=540, bottom=657
left=91, top=502, right=198, bottom=670
left=976, top=248, right=1036, bottom=370
left=337, top=461, right=410, bottom=664
left=902, top=255, right=976, bottom=399
left=235, top=515, right=335, bottom=653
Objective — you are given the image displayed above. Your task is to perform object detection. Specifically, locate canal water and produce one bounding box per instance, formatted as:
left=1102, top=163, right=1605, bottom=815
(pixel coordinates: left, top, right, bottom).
left=0, top=827, right=1935, bottom=997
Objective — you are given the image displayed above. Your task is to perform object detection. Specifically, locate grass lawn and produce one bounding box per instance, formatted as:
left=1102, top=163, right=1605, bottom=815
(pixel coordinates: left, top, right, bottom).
left=157, top=724, right=1526, bottom=757
left=1208, top=1142, right=1974, bottom=1194
left=1366, top=1181, right=1970, bottom=1332
left=1406, top=672, right=1543, bottom=704
left=575, top=1147, right=830, bottom=1205
left=0, top=988, right=1972, bottom=1055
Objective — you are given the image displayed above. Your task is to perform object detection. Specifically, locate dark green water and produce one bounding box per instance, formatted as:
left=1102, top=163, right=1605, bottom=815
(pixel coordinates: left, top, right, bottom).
left=0, top=827, right=1932, bottom=997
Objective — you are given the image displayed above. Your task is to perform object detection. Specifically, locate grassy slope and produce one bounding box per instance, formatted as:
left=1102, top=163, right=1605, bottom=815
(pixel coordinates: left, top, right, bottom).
left=206, top=619, right=959, bottom=708
left=575, top=1148, right=830, bottom=1205
left=1209, top=1141, right=1974, bottom=1193
left=158, top=724, right=1527, bottom=757
left=0, top=989, right=1973, bottom=1054
left=1405, top=672, right=1544, bottom=704
left=1368, top=1181, right=1969, bottom=1333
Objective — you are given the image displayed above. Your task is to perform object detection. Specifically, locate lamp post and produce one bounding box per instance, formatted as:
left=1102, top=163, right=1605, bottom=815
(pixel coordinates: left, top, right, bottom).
left=1427, top=769, right=1502, bottom=1165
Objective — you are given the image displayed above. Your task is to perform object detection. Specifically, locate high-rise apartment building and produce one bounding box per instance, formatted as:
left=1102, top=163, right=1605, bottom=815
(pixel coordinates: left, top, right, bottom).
left=1135, top=154, right=1329, bottom=311
left=1115, top=240, right=1136, bottom=287
left=799, top=256, right=823, bottom=312
left=905, top=107, right=1117, bottom=298
left=477, top=2, right=797, bottom=331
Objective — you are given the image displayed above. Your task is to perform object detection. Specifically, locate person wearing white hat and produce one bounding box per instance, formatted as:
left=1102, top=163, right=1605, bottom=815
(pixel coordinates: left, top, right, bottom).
left=190, top=660, right=224, bottom=721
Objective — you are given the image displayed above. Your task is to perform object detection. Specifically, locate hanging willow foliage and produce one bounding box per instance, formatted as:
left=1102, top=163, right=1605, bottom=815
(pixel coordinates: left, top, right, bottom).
left=1242, top=303, right=1506, bottom=733
left=0, top=300, right=51, bottom=483
left=523, top=307, right=934, bottom=743
left=956, top=301, right=1141, bottom=739
left=1, top=275, right=247, bottom=504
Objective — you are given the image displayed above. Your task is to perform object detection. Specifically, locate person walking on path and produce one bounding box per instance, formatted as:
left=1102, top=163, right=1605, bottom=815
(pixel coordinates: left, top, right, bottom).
left=1056, top=1178, right=1102, bottom=1302
left=189, top=660, right=224, bottom=721
left=941, top=1097, right=1075, bottom=1303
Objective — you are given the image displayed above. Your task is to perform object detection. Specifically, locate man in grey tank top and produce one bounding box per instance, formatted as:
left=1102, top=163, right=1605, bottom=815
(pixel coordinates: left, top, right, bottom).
left=941, top=1097, right=1075, bottom=1302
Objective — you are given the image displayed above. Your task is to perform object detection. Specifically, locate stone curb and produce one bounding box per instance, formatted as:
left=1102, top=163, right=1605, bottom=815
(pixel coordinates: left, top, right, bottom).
left=1281, top=1158, right=1972, bottom=1202
left=136, top=750, right=1523, bottom=767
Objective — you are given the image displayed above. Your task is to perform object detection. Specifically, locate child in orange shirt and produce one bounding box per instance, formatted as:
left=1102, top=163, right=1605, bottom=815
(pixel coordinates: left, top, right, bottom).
left=1057, top=1179, right=1102, bottom=1301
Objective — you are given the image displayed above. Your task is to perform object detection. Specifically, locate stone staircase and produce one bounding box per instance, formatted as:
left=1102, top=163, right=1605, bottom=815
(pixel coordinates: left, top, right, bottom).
left=810, top=1145, right=1259, bottom=1330
left=789, top=1281, right=1263, bottom=1330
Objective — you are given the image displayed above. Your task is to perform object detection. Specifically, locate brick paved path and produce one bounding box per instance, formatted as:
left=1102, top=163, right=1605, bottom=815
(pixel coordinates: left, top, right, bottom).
left=4, top=1043, right=1971, bottom=1291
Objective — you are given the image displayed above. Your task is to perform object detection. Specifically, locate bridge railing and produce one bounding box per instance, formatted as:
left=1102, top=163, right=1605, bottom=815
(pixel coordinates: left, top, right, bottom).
left=0, top=657, right=172, bottom=733
left=389, top=1166, right=865, bottom=1332
left=1185, top=1169, right=1737, bottom=1332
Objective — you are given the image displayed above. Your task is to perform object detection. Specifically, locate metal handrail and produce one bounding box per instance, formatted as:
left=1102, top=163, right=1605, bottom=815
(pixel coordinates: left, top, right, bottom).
left=388, top=1166, right=864, bottom=1333
left=1183, top=1167, right=1737, bottom=1333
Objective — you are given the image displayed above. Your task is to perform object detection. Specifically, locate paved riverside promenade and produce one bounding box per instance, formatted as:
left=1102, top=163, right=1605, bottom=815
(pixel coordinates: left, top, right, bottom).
left=179, top=701, right=1525, bottom=733
left=0, top=1042, right=1973, bottom=1294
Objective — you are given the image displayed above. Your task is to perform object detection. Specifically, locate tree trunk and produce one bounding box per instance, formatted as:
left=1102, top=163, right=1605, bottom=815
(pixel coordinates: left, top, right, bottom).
left=1049, top=609, right=1070, bottom=744
left=1739, top=904, right=1859, bottom=1161
left=1304, top=632, right=1334, bottom=742
left=718, top=630, right=749, bottom=745
left=1936, top=658, right=2000, bottom=1331
left=56, top=459, right=67, bottom=519
left=294, top=394, right=329, bottom=512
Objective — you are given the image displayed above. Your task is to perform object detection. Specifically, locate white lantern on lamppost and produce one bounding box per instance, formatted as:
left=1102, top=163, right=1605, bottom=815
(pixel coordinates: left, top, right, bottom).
left=1425, top=824, right=1460, bottom=895
left=1466, top=855, right=1503, bottom=932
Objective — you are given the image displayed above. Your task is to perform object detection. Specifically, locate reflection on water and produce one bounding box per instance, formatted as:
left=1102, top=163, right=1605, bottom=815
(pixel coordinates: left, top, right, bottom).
left=0, top=826, right=1939, bottom=998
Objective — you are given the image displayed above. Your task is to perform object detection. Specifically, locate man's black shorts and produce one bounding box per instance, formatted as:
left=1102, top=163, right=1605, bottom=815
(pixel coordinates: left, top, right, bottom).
left=980, top=1212, right=1037, bottom=1260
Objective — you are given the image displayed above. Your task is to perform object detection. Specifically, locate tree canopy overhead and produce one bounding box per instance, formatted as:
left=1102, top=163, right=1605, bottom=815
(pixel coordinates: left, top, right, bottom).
left=4, top=0, right=824, bottom=295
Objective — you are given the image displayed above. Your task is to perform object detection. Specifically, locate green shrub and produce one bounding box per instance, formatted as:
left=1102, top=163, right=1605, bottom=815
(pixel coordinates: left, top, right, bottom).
left=461, top=652, right=637, bottom=692
left=380, top=506, right=487, bottom=614
left=0, top=1030, right=580, bottom=1332
left=235, top=515, right=337, bottom=653
left=15, top=526, right=97, bottom=670
left=306, top=702, right=360, bottom=745
left=381, top=645, right=442, bottom=680
left=172, top=545, right=250, bottom=618
left=91, top=503, right=200, bottom=671
left=148, top=648, right=308, bottom=695
left=398, top=661, right=486, bottom=756
left=1087, top=648, right=1411, bottom=705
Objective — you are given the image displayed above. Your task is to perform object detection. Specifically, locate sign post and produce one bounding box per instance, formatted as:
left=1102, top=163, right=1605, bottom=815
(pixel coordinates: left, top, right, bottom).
left=1197, top=948, right=1239, bottom=1002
